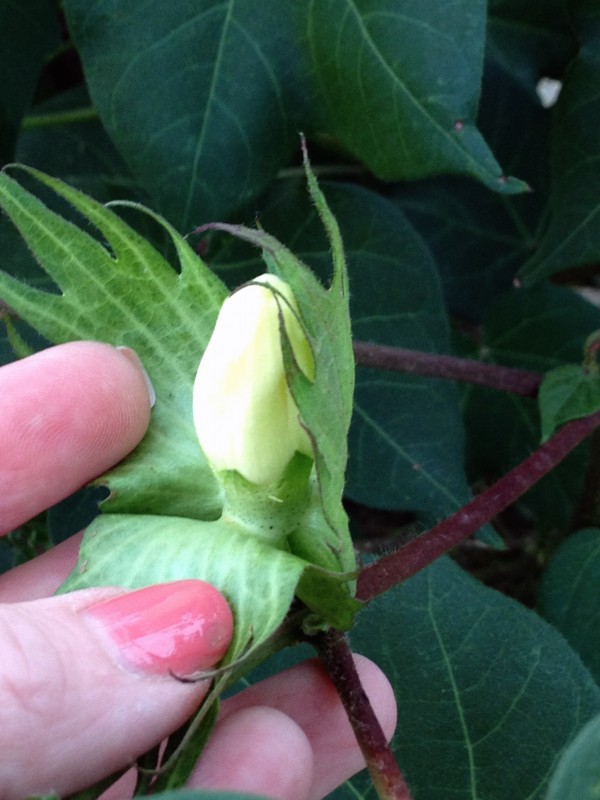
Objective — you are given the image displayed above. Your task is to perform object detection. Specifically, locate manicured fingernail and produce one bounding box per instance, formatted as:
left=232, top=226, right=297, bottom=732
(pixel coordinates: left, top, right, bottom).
left=116, top=346, right=156, bottom=408
left=82, top=580, right=233, bottom=676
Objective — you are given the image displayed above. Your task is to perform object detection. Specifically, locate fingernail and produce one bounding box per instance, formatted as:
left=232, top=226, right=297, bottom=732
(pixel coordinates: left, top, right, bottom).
left=116, top=346, right=156, bottom=408
left=82, top=580, right=233, bottom=676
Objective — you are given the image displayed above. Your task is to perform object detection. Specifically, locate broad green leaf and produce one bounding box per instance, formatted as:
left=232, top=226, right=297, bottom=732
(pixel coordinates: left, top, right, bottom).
left=391, top=173, right=536, bottom=324
left=62, top=0, right=526, bottom=231
left=483, top=286, right=600, bottom=372
left=538, top=528, right=600, bottom=684
left=521, top=2, right=600, bottom=283
left=545, top=712, right=600, bottom=800
left=212, top=179, right=476, bottom=524
left=0, top=0, right=59, bottom=162
left=0, top=167, right=227, bottom=519
left=336, top=557, right=600, bottom=800
left=538, top=365, right=600, bottom=441
left=306, top=0, right=526, bottom=194
left=392, top=0, right=565, bottom=322
left=63, top=0, right=305, bottom=228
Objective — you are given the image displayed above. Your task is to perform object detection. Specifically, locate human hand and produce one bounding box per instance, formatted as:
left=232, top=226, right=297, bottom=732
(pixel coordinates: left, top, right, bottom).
left=0, top=341, right=396, bottom=800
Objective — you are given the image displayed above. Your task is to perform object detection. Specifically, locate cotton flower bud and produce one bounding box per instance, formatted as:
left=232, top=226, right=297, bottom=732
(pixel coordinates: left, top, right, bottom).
left=193, top=274, right=315, bottom=487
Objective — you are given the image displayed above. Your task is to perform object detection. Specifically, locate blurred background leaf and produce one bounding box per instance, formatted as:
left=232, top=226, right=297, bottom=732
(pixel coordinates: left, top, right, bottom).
left=62, top=0, right=306, bottom=228
left=521, top=1, right=600, bottom=284
left=335, top=557, right=600, bottom=800
left=306, top=0, right=524, bottom=193
left=544, top=711, right=600, bottom=800
left=0, top=0, right=60, bottom=163
left=538, top=528, right=600, bottom=684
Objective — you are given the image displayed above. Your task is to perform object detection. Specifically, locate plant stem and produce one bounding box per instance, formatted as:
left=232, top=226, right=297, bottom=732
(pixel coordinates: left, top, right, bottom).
left=353, top=341, right=542, bottom=397
left=312, top=630, right=412, bottom=800
left=357, top=408, right=600, bottom=602
left=21, top=107, right=99, bottom=130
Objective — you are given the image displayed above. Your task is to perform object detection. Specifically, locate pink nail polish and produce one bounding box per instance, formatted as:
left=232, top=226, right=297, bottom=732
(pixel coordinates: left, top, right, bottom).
left=83, top=580, right=233, bottom=676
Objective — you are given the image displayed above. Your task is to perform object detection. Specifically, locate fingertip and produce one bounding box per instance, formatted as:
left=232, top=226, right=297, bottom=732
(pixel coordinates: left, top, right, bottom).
left=73, top=341, right=154, bottom=452
left=82, top=579, right=233, bottom=677
left=0, top=588, right=211, bottom=799
left=115, top=346, right=156, bottom=409
left=0, top=341, right=154, bottom=532
left=190, top=706, right=315, bottom=800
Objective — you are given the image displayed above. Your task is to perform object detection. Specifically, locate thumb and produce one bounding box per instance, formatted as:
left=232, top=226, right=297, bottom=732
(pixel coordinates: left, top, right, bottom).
left=0, top=580, right=233, bottom=800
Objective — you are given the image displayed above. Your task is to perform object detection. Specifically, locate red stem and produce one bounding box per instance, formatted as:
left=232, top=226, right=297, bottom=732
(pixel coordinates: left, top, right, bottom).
left=357, top=408, right=600, bottom=602
left=353, top=341, right=542, bottom=397
left=313, top=630, right=412, bottom=800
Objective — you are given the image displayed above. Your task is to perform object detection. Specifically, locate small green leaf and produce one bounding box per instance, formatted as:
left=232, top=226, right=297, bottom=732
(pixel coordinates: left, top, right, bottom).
left=538, top=364, right=600, bottom=441
left=545, top=712, right=600, bottom=800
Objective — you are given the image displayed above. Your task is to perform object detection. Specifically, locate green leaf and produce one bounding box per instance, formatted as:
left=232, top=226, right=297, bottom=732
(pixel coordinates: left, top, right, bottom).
left=337, top=557, right=600, bottom=800
left=62, top=0, right=527, bottom=231
left=391, top=174, right=535, bottom=324
left=538, top=528, right=600, bottom=684
left=306, top=0, right=526, bottom=193
left=545, top=712, right=600, bottom=800
left=0, top=0, right=59, bottom=162
left=520, top=2, right=600, bottom=283
left=0, top=166, right=227, bottom=519
left=392, top=1, right=563, bottom=322
left=62, top=0, right=305, bottom=228
left=538, top=364, right=600, bottom=441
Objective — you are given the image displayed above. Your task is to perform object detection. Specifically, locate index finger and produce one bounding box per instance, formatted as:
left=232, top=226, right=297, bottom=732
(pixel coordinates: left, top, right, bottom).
left=0, top=341, right=153, bottom=534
